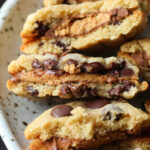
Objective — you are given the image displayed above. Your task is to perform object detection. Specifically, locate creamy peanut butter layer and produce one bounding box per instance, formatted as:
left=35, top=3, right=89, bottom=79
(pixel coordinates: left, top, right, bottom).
left=7, top=74, right=148, bottom=99
left=118, top=39, right=150, bottom=82
left=7, top=54, right=148, bottom=99
left=44, top=0, right=150, bottom=16
left=20, top=0, right=146, bottom=54
left=24, top=100, right=150, bottom=150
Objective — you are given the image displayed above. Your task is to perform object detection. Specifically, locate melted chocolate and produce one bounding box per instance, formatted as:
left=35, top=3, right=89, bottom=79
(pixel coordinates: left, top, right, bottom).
left=51, top=105, right=73, bottom=117
left=85, top=99, right=110, bottom=109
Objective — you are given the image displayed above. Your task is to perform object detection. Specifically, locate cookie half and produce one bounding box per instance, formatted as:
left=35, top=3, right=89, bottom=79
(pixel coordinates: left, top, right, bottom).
left=7, top=54, right=148, bottom=99
left=20, top=0, right=146, bottom=54
left=25, top=99, right=150, bottom=150
left=118, top=39, right=150, bottom=82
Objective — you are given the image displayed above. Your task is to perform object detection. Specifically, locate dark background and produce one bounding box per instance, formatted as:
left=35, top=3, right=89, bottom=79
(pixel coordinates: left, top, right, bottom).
left=0, top=0, right=8, bottom=149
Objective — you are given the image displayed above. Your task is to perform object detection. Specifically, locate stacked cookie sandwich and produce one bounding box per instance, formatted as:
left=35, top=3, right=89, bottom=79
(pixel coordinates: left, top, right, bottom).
left=7, top=0, right=150, bottom=149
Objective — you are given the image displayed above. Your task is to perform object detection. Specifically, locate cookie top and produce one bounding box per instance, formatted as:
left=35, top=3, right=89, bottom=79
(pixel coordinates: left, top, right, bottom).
left=44, top=0, right=150, bottom=16
left=24, top=99, right=150, bottom=142
left=20, top=0, right=146, bottom=55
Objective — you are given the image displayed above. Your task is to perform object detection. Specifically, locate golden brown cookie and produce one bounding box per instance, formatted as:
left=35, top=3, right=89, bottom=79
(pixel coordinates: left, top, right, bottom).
left=44, top=0, right=150, bottom=16
left=21, top=0, right=146, bottom=55
left=25, top=100, right=150, bottom=150
left=118, top=39, right=150, bottom=82
left=7, top=54, right=148, bottom=99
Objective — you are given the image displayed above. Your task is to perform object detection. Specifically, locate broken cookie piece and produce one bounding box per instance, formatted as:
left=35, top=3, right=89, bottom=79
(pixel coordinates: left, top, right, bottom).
left=25, top=100, right=150, bottom=150
left=20, top=0, right=146, bottom=54
left=118, top=39, right=150, bottom=82
left=7, top=54, right=148, bottom=99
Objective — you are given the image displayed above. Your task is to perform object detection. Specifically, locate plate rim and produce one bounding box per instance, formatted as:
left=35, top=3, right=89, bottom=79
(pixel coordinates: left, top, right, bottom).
left=0, top=0, right=23, bottom=149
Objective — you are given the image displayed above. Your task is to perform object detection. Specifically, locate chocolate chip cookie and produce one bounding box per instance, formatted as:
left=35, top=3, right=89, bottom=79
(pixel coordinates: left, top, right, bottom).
left=20, top=0, right=146, bottom=55
left=24, top=99, right=150, bottom=150
left=7, top=54, right=148, bottom=99
left=100, top=99, right=150, bottom=150
left=118, top=39, right=150, bottom=82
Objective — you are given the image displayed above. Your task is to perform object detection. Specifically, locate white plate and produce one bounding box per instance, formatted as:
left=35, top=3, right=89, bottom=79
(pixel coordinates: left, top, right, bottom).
left=1, top=0, right=150, bottom=150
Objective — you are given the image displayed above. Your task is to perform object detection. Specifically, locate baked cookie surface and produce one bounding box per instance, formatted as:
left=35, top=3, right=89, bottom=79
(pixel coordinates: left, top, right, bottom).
left=118, top=39, right=150, bottom=82
left=21, top=0, right=146, bottom=54
left=25, top=99, right=150, bottom=150
left=7, top=54, right=148, bottom=99
left=44, top=0, right=150, bottom=16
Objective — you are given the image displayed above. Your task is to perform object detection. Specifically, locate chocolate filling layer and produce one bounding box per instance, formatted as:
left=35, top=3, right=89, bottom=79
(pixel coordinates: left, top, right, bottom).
left=34, top=8, right=130, bottom=38
left=31, top=58, right=135, bottom=77
left=108, top=80, right=135, bottom=98
left=60, top=81, right=135, bottom=98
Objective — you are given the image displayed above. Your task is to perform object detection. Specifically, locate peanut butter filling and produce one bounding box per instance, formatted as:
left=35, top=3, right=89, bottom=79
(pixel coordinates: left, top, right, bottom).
left=35, top=8, right=130, bottom=38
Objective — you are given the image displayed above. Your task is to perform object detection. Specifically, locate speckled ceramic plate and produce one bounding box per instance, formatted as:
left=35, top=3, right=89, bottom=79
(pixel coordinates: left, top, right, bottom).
left=1, top=0, right=150, bottom=150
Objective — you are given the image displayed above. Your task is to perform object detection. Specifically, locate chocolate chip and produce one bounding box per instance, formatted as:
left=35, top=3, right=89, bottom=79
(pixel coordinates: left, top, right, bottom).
left=108, top=80, right=135, bottom=97
left=52, top=41, right=69, bottom=51
left=43, top=59, right=57, bottom=70
left=102, top=106, right=123, bottom=121
left=103, top=112, right=112, bottom=120
left=51, top=105, right=73, bottom=118
left=121, top=68, right=134, bottom=76
left=85, top=99, right=110, bottom=109
left=108, top=86, right=124, bottom=97
left=27, top=86, right=39, bottom=96
left=108, top=60, right=125, bottom=70
left=107, top=70, right=120, bottom=76
left=123, top=80, right=135, bottom=91
left=103, top=112, right=122, bottom=121
left=115, top=113, right=122, bottom=121
left=82, top=62, right=105, bottom=73
left=35, top=21, right=49, bottom=37
left=68, top=84, right=88, bottom=97
left=32, top=59, right=43, bottom=70
left=67, top=59, right=78, bottom=66
left=60, top=85, right=71, bottom=95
